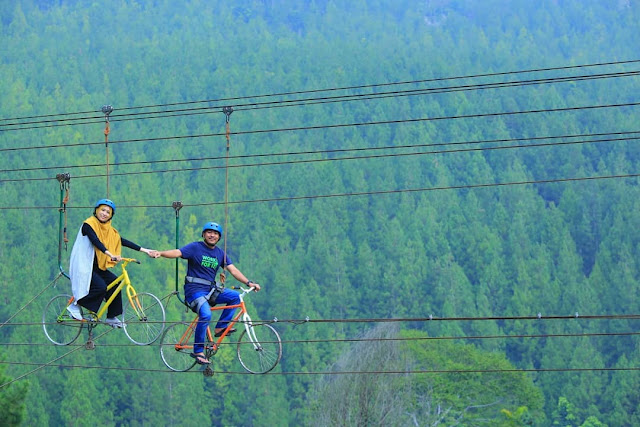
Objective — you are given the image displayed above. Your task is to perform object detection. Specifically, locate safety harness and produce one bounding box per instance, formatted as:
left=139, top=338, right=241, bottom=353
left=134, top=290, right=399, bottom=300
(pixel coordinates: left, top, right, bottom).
left=185, top=276, right=224, bottom=314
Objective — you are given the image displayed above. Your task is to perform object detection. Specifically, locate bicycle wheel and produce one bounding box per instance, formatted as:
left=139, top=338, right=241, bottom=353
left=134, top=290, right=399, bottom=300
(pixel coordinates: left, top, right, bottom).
left=237, top=323, right=282, bottom=374
left=160, top=322, right=197, bottom=372
left=42, top=294, right=83, bottom=345
left=122, top=292, right=166, bottom=345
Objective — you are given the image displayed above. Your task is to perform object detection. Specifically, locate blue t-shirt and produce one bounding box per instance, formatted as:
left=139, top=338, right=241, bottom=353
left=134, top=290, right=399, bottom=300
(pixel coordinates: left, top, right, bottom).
left=180, top=241, right=233, bottom=301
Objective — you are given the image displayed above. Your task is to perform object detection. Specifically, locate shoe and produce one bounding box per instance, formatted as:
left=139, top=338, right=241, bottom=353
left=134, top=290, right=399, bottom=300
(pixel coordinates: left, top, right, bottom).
left=105, top=317, right=126, bottom=328
left=66, top=303, right=82, bottom=320
left=190, top=353, right=211, bottom=365
left=214, top=328, right=236, bottom=338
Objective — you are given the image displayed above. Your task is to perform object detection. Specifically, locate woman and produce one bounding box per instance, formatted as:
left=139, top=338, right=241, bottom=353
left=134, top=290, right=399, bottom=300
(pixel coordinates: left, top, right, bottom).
left=67, top=198, right=157, bottom=327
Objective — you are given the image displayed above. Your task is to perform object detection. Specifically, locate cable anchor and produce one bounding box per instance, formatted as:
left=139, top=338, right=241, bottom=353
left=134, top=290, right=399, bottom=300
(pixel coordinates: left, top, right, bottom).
left=101, top=105, right=113, bottom=133
left=101, top=104, right=114, bottom=117
left=101, top=105, right=113, bottom=145
left=172, top=201, right=183, bottom=216
left=56, top=173, right=70, bottom=186
left=222, top=106, right=233, bottom=122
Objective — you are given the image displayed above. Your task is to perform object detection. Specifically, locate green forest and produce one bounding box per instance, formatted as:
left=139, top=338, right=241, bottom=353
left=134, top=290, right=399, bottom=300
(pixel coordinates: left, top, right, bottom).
left=1, top=0, right=639, bottom=425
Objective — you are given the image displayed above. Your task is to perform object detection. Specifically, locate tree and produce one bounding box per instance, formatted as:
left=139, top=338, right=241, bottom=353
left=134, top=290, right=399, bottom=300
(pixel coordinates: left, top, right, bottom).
left=500, top=406, right=535, bottom=426
left=309, top=325, right=545, bottom=426
left=309, top=323, right=417, bottom=426
left=0, top=355, right=29, bottom=427
left=552, top=397, right=578, bottom=427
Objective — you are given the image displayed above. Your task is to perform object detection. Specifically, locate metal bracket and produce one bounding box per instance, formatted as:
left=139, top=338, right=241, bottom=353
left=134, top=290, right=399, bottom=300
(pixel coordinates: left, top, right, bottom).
left=56, top=173, right=71, bottom=184
left=101, top=104, right=114, bottom=118
left=222, top=106, right=233, bottom=122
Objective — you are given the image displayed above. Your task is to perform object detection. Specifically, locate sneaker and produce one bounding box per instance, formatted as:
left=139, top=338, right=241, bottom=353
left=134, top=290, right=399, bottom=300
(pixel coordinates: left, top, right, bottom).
left=105, top=317, right=126, bottom=328
left=66, top=303, right=82, bottom=320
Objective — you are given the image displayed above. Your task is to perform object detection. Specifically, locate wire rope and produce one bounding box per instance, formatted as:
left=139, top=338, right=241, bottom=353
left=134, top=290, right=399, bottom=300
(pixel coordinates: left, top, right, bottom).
left=0, top=273, right=67, bottom=329
left=1, top=171, right=639, bottom=210
left=1, top=360, right=639, bottom=379
left=2, top=58, right=638, bottom=124
left=2, top=132, right=636, bottom=184
left=1, top=68, right=639, bottom=131
left=2, top=330, right=639, bottom=348
left=6, top=312, right=639, bottom=328
left=1, top=101, right=638, bottom=157
left=3, top=131, right=639, bottom=176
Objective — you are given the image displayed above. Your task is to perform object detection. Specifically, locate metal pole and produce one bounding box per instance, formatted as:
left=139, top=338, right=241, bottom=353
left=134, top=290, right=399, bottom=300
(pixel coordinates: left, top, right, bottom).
left=172, top=201, right=184, bottom=303
left=56, top=173, right=71, bottom=279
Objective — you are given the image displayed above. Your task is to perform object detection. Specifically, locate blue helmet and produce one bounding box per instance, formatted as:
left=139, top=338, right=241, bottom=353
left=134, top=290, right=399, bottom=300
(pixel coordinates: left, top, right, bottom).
left=94, top=198, right=116, bottom=215
left=202, top=221, right=222, bottom=235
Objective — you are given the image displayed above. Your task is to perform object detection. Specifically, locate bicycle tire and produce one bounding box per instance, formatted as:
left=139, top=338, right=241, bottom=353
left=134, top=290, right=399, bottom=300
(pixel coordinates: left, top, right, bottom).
left=42, top=294, right=83, bottom=346
left=122, top=292, right=166, bottom=345
left=160, top=322, right=197, bottom=372
left=237, top=323, right=282, bottom=374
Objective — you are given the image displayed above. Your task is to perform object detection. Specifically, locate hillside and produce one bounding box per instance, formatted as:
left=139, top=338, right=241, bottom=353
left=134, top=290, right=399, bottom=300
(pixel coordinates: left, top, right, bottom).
left=1, top=1, right=640, bottom=425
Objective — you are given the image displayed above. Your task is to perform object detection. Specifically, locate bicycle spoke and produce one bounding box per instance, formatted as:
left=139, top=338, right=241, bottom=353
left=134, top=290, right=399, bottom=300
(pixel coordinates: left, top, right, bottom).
left=160, top=322, right=197, bottom=372
left=237, top=323, right=282, bottom=374
left=123, top=292, right=165, bottom=345
left=42, top=294, right=83, bottom=345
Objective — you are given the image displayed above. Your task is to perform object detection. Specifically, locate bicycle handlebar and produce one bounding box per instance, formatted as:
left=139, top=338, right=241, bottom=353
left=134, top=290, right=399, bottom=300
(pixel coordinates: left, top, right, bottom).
left=111, top=257, right=141, bottom=265
left=230, top=286, right=258, bottom=300
left=231, top=285, right=255, bottom=293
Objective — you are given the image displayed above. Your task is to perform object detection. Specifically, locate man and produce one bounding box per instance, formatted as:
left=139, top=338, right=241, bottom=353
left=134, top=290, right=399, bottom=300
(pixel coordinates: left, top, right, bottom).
left=157, top=221, right=260, bottom=365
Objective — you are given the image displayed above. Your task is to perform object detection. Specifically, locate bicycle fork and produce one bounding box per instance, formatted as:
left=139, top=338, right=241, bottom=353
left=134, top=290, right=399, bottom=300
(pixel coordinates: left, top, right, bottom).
left=241, top=313, right=263, bottom=351
left=126, top=286, right=146, bottom=321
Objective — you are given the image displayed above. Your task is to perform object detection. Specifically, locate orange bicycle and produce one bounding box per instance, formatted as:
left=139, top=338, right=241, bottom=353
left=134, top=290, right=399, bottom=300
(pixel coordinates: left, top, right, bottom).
left=160, top=286, right=282, bottom=374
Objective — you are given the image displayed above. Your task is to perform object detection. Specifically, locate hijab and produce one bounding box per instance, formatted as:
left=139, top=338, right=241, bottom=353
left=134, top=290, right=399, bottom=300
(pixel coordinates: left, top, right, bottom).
left=84, top=215, right=122, bottom=270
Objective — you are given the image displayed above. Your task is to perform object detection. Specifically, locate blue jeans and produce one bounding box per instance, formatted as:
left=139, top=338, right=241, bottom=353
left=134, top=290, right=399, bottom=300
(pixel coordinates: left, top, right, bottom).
left=188, top=288, right=240, bottom=354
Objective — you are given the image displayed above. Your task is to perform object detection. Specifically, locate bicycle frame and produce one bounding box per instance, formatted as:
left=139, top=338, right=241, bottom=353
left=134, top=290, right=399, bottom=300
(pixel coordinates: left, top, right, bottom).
left=43, top=257, right=166, bottom=347
left=91, top=258, right=140, bottom=320
left=175, top=289, right=252, bottom=354
left=160, top=286, right=282, bottom=374
left=65, top=258, right=142, bottom=321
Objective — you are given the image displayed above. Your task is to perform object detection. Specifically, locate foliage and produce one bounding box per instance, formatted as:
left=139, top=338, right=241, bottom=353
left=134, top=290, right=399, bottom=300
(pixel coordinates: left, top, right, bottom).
left=1, top=0, right=639, bottom=425
left=0, top=354, right=28, bottom=427
left=311, top=325, right=545, bottom=426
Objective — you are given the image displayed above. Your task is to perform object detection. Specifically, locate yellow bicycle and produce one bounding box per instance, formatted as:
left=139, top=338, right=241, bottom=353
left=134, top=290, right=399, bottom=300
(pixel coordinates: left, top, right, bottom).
left=42, top=258, right=165, bottom=346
